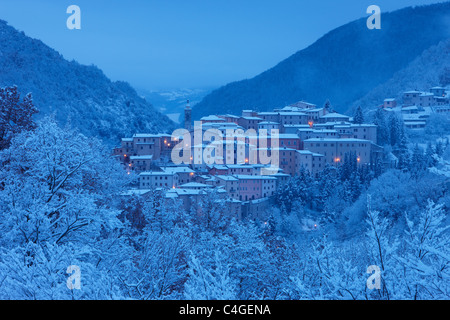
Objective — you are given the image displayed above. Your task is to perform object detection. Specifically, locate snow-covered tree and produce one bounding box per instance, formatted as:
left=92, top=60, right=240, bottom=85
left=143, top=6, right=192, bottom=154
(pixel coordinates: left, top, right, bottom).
left=364, top=195, right=399, bottom=300
left=0, top=117, right=132, bottom=299
left=184, top=252, right=237, bottom=300
left=398, top=200, right=450, bottom=299
left=0, top=86, right=38, bottom=150
left=372, top=108, right=389, bottom=146
left=353, top=106, right=364, bottom=124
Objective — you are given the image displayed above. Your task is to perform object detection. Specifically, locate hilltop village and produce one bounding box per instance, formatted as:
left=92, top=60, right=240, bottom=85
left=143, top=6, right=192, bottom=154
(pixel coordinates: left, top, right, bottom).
left=113, top=86, right=449, bottom=220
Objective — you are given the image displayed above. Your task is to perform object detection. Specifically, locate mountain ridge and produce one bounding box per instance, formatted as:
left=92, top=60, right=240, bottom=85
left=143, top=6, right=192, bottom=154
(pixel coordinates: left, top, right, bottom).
left=351, top=38, right=450, bottom=110
left=0, top=19, right=175, bottom=145
left=192, top=2, right=450, bottom=119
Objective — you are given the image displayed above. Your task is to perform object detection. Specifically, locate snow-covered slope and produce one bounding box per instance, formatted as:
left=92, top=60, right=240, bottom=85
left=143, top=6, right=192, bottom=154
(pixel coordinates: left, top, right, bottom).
left=192, top=2, right=450, bottom=119
left=351, top=39, right=450, bottom=110
left=0, top=20, right=175, bottom=145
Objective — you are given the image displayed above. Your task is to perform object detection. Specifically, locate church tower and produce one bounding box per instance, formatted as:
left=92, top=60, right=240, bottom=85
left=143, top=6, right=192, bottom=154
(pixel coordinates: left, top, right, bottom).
left=184, top=99, right=192, bottom=131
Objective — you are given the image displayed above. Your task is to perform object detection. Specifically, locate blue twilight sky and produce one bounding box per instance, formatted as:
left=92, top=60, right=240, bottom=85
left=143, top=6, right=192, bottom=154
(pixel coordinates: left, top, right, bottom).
left=0, top=0, right=444, bottom=90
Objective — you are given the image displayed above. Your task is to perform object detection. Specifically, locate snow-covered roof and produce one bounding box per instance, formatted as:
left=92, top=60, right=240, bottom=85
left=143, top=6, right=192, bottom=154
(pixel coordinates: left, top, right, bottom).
left=162, top=166, right=194, bottom=174
left=166, top=188, right=203, bottom=197
left=179, top=182, right=212, bottom=188
left=257, top=112, right=279, bottom=115
left=404, top=90, right=422, bottom=94
left=220, top=114, right=240, bottom=118
left=304, top=138, right=369, bottom=143
left=278, top=112, right=307, bottom=116
left=277, top=134, right=301, bottom=139
left=283, top=124, right=310, bottom=128
left=297, top=150, right=313, bottom=155
left=133, top=133, right=162, bottom=138
left=226, top=164, right=258, bottom=169
left=402, top=114, right=426, bottom=121
left=258, top=121, right=280, bottom=125
left=201, top=115, right=225, bottom=121
left=140, top=171, right=174, bottom=176
left=270, top=173, right=291, bottom=177
left=257, top=147, right=297, bottom=151
left=130, top=155, right=153, bottom=160
left=241, top=116, right=263, bottom=120
left=216, top=175, right=239, bottom=181
left=234, top=175, right=277, bottom=180
left=208, top=164, right=228, bottom=170
left=402, top=106, right=419, bottom=112
left=312, top=129, right=337, bottom=133
left=404, top=120, right=426, bottom=124
left=321, top=112, right=349, bottom=119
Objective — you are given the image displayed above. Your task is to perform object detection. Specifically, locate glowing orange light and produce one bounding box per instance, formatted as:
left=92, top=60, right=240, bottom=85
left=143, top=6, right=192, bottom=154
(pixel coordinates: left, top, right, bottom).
left=172, top=186, right=176, bottom=189
left=245, top=158, right=249, bottom=163
left=129, top=163, right=132, bottom=167
left=190, top=172, right=194, bottom=176
left=357, top=157, right=361, bottom=162
left=334, top=157, right=341, bottom=162
left=124, top=154, right=127, bottom=157
left=168, top=143, right=171, bottom=147
left=308, top=120, right=314, bottom=128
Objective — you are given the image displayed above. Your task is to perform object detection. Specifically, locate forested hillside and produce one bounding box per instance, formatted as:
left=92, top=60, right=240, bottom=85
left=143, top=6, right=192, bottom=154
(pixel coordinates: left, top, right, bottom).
left=0, top=20, right=175, bottom=144
left=192, top=2, right=450, bottom=119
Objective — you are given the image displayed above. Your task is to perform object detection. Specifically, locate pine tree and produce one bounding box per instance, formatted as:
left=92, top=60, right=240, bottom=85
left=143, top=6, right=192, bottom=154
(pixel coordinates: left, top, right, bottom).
left=388, top=113, right=400, bottom=146
left=323, top=99, right=333, bottom=113
left=435, top=140, right=444, bottom=157
left=374, top=157, right=384, bottom=178
left=424, top=142, right=437, bottom=168
left=395, top=123, right=410, bottom=171
left=410, top=144, right=426, bottom=177
left=373, top=109, right=389, bottom=146
left=353, top=106, right=364, bottom=124
left=317, top=164, right=338, bottom=209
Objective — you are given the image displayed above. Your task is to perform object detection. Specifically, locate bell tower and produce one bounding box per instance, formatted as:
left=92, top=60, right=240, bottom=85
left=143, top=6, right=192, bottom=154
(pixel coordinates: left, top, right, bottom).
left=184, top=99, right=192, bottom=131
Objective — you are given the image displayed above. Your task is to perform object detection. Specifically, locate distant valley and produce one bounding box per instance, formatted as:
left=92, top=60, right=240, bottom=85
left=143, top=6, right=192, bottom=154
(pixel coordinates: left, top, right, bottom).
left=137, top=87, right=214, bottom=123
